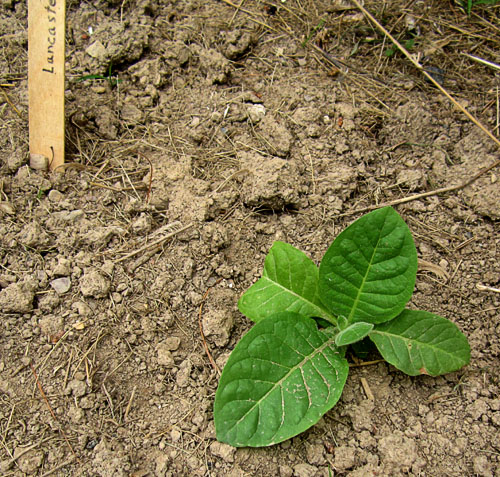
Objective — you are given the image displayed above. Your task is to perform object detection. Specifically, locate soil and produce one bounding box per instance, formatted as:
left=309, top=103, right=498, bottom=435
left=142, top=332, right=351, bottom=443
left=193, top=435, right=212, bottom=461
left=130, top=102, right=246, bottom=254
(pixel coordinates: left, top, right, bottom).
left=1, top=0, right=499, bottom=476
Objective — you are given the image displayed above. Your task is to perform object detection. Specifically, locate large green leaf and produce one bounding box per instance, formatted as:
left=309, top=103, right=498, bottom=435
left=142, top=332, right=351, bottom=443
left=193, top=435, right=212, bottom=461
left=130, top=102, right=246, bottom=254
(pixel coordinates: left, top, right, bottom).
left=319, top=207, right=417, bottom=324
left=369, top=309, right=470, bottom=376
left=238, top=241, right=334, bottom=323
left=214, top=312, right=349, bottom=447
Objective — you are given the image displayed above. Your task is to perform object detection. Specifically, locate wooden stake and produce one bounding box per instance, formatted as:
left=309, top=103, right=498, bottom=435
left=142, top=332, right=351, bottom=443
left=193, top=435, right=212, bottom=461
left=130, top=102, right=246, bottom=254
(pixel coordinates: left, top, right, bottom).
left=28, top=0, right=66, bottom=171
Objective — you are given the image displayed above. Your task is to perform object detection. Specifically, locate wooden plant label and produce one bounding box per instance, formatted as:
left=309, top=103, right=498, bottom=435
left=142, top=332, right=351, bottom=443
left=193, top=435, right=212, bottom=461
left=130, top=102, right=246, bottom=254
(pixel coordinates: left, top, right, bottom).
left=28, top=0, right=66, bottom=170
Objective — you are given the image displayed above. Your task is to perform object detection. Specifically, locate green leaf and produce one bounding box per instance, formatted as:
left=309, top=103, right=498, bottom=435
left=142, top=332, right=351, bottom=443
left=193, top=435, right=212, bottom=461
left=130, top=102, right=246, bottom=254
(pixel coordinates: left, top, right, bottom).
left=319, top=207, right=417, bottom=325
left=214, top=312, right=349, bottom=447
left=335, top=322, right=374, bottom=347
left=369, top=309, right=471, bottom=376
left=238, top=241, right=334, bottom=324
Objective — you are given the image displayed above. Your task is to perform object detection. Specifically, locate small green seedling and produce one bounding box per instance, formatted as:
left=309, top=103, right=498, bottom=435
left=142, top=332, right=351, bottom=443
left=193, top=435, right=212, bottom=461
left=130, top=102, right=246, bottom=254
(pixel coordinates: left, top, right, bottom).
left=457, top=0, right=500, bottom=15
left=77, top=63, right=122, bottom=87
left=385, top=37, right=415, bottom=58
left=214, top=207, right=470, bottom=447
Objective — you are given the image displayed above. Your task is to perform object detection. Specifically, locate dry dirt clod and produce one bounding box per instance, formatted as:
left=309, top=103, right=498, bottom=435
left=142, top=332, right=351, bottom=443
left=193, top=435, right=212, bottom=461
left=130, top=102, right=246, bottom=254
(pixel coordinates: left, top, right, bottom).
left=334, top=445, right=356, bottom=472
left=66, top=378, right=87, bottom=398
left=209, top=441, right=235, bottom=463
left=38, top=314, right=64, bottom=338
left=280, top=465, right=293, bottom=477
left=53, top=257, right=72, bottom=276
left=293, top=463, right=319, bottom=477
left=0, top=201, right=15, bottom=215
left=473, top=455, right=493, bottom=477
left=258, top=114, right=293, bottom=157
left=163, top=336, right=181, bottom=351
left=156, top=342, right=175, bottom=367
left=0, top=282, right=35, bottom=313
left=196, top=46, right=231, bottom=84
left=85, top=40, right=107, bottom=62
left=306, top=443, right=326, bottom=466
left=202, top=308, right=234, bottom=347
left=247, top=104, right=266, bottom=123
left=47, top=189, right=64, bottom=202
left=72, top=301, right=92, bottom=316
left=17, top=221, right=52, bottom=248
left=239, top=151, right=298, bottom=210
left=377, top=431, right=417, bottom=471
left=13, top=447, right=44, bottom=474
left=79, top=269, right=111, bottom=298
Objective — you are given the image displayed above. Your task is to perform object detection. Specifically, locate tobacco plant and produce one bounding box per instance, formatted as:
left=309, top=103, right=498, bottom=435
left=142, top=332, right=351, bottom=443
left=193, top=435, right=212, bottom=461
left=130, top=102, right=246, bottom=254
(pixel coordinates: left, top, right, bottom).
left=214, top=207, right=470, bottom=447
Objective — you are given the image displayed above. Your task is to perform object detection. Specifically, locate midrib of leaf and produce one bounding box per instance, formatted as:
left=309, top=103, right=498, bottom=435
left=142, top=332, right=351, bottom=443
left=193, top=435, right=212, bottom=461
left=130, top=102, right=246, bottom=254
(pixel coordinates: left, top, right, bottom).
left=261, top=275, right=336, bottom=323
left=228, top=335, right=338, bottom=438
left=347, top=231, right=383, bottom=322
left=370, top=328, right=462, bottom=362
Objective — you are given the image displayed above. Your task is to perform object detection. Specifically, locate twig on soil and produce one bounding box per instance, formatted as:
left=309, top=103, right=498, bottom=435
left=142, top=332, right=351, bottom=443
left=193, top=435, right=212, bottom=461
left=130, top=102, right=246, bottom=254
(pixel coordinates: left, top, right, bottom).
left=219, top=0, right=279, bottom=33
left=53, top=162, right=90, bottom=173
left=63, top=349, right=73, bottom=390
left=39, top=457, right=76, bottom=477
left=2, top=403, right=15, bottom=444
left=11, top=362, right=29, bottom=377
left=115, top=223, right=193, bottom=263
left=214, top=169, right=249, bottom=193
left=102, top=383, right=116, bottom=421
left=228, top=0, right=245, bottom=26
left=102, top=353, right=132, bottom=383
left=349, top=359, right=385, bottom=368
left=360, top=377, right=375, bottom=400
left=34, top=330, right=70, bottom=373
left=418, top=259, right=450, bottom=281
left=335, top=157, right=500, bottom=217
left=351, top=0, right=500, bottom=150
left=449, top=259, right=463, bottom=284
left=127, top=245, right=164, bottom=273
left=0, top=86, right=22, bottom=118
left=462, top=53, right=500, bottom=72
left=30, top=364, right=80, bottom=464
left=137, top=152, right=153, bottom=204
left=73, top=330, right=107, bottom=379
left=198, top=280, right=223, bottom=375
left=89, top=181, right=147, bottom=192
left=1, top=436, right=55, bottom=472
left=476, top=284, right=500, bottom=294
left=338, top=1, right=500, bottom=217
left=119, top=161, right=142, bottom=200
left=124, top=385, right=137, bottom=422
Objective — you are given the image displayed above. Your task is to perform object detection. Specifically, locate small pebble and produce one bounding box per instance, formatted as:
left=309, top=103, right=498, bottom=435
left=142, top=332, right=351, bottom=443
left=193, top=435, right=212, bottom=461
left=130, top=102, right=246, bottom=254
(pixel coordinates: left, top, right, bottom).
left=29, top=153, right=48, bottom=171
left=48, top=190, right=64, bottom=202
left=50, top=277, right=71, bottom=294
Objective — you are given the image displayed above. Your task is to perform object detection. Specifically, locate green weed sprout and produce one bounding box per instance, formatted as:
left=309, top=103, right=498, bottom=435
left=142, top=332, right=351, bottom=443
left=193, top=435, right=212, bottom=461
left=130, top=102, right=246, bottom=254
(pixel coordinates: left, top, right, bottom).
left=214, top=207, right=470, bottom=447
left=457, top=0, right=500, bottom=15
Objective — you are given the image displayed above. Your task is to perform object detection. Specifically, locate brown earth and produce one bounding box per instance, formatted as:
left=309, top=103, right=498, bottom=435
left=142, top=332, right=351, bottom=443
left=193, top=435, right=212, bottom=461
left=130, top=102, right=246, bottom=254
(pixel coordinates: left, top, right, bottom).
left=1, top=0, right=499, bottom=476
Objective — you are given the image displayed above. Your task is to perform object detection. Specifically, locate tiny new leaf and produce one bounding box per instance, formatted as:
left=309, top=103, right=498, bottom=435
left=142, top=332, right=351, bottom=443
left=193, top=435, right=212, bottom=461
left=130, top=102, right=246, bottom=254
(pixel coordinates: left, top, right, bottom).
left=319, top=207, right=418, bottom=325
left=335, top=322, right=374, bottom=347
left=238, top=241, right=334, bottom=324
left=369, top=309, right=471, bottom=376
left=214, top=312, right=348, bottom=447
